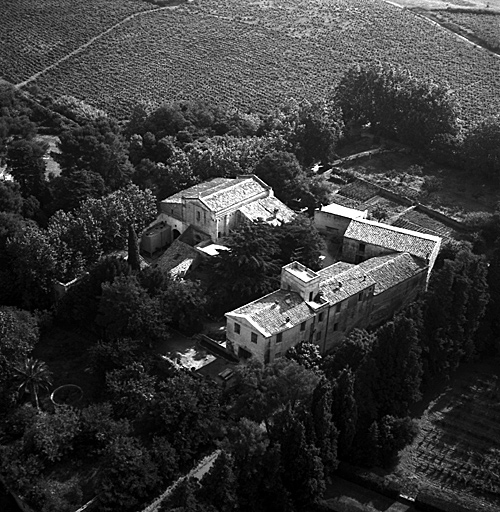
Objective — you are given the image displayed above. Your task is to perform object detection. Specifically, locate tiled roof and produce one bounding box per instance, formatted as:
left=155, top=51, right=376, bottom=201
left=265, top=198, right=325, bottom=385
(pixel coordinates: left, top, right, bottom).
left=391, top=209, right=456, bottom=239
left=228, top=289, right=315, bottom=337
left=319, top=265, right=376, bottom=304
left=239, top=195, right=295, bottom=225
left=344, top=218, right=441, bottom=261
left=161, top=178, right=230, bottom=205
left=203, top=179, right=266, bottom=213
left=356, top=253, right=426, bottom=295
left=155, top=239, right=199, bottom=277
left=317, top=261, right=355, bottom=280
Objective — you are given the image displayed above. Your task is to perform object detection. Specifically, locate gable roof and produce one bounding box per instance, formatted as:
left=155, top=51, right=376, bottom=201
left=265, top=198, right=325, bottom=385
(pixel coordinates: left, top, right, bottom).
left=161, top=178, right=230, bottom=205
left=227, top=289, right=315, bottom=337
left=239, top=195, right=295, bottom=225
left=319, top=265, right=376, bottom=304
left=201, top=178, right=266, bottom=213
left=160, top=176, right=272, bottom=214
left=156, top=239, right=199, bottom=277
left=356, top=252, right=426, bottom=295
left=344, top=218, right=441, bottom=260
left=226, top=261, right=376, bottom=337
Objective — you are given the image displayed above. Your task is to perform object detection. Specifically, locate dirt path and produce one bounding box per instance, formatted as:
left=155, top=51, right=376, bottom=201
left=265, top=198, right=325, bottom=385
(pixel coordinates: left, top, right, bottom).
left=384, top=0, right=500, bottom=59
left=15, top=5, right=180, bottom=89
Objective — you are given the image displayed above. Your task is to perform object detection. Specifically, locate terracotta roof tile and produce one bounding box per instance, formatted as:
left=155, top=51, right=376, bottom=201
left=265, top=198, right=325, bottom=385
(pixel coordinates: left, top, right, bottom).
left=156, top=239, right=199, bottom=277
left=344, top=219, right=440, bottom=261
left=229, top=289, right=315, bottom=337
left=202, top=179, right=265, bottom=212
left=160, top=178, right=230, bottom=205
left=319, top=265, right=376, bottom=304
left=239, top=195, right=295, bottom=225
left=356, top=253, right=426, bottom=295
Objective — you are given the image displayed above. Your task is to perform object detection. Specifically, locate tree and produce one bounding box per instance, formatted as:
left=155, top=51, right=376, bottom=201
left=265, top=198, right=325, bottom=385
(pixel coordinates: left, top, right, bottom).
left=31, top=406, right=80, bottom=462
left=0, top=180, right=23, bottom=214
left=276, top=214, right=322, bottom=270
left=197, top=451, right=239, bottom=512
left=270, top=407, right=325, bottom=508
left=255, top=151, right=306, bottom=207
left=422, top=248, right=489, bottom=379
left=330, top=368, right=358, bottom=459
left=310, top=379, right=339, bottom=477
left=106, top=362, right=158, bottom=418
left=292, top=99, right=344, bottom=166
left=6, top=224, right=60, bottom=310
left=230, top=359, right=320, bottom=427
left=127, top=223, right=141, bottom=271
left=335, top=63, right=461, bottom=149
left=0, top=307, right=39, bottom=406
left=56, top=117, right=134, bottom=191
left=209, top=221, right=281, bottom=309
left=370, top=311, right=423, bottom=417
left=322, top=329, right=375, bottom=379
left=97, top=436, right=160, bottom=512
left=13, top=357, right=52, bottom=410
left=96, top=275, right=170, bottom=344
left=48, top=170, right=106, bottom=212
left=462, top=116, right=500, bottom=184
left=5, top=138, right=47, bottom=199
left=286, top=341, right=323, bottom=372
left=147, top=374, right=222, bottom=463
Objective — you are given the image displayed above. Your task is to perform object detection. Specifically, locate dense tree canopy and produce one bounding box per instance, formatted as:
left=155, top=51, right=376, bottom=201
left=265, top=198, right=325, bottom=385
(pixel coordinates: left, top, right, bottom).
left=335, top=63, right=461, bottom=149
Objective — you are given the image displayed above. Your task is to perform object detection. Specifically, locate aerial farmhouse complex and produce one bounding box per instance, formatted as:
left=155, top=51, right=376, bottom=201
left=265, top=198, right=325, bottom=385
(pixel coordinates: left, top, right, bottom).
left=225, top=202, right=441, bottom=364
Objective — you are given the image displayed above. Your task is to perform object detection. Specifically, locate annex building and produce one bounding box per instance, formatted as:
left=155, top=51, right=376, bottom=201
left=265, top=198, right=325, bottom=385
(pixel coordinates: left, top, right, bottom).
left=225, top=206, right=441, bottom=364
left=154, top=174, right=293, bottom=245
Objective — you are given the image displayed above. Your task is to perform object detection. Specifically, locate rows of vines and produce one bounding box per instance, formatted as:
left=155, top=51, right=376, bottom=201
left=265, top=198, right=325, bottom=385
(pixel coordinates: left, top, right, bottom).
left=398, top=369, right=500, bottom=503
left=438, top=12, right=500, bottom=52
left=0, top=0, right=154, bottom=84
left=26, top=0, right=500, bottom=124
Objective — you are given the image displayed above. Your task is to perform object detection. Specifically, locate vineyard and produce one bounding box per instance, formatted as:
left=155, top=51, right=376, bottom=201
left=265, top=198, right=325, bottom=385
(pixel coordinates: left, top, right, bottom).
left=23, top=0, right=500, bottom=123
left=0, top=0, right=155, bottom=84
left=436, top=11, right=500, bottom=52
left=397, top=362, right=500, bottom=507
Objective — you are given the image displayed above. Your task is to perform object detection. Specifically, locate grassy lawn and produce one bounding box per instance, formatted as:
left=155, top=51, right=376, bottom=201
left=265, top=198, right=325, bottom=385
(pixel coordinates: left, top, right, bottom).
left=394, top=360, right=500, bottom=507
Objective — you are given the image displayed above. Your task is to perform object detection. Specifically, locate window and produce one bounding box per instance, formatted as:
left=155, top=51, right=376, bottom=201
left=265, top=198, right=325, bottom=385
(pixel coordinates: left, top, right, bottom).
left=251, top=332, right=258, bottom=344
left=203, top=211, right=207, bottom=224
left=336, top=303, right=341, bottom=313
left=315, top=331, right=321, bottom=341
left=234, top=323, right=240, bottom=334
left=309, top=292, right=313, bottom=301
left=333, top=322, right=339, bottom=331
left=358, top=292, right=363, bottom=301
left=300, top=321, right=306, bottom=332
left=318, top=312, right=324, bottom=322
left=276, top=332, right=282, bottom=343
left=359, top=243, right=366, bottom=253
left=196, top=211, right=201, bottom=221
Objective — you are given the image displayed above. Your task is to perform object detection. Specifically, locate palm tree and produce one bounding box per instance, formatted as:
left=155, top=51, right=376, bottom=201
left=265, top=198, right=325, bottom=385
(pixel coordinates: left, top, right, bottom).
left=13, top=357, right=53, bottom=410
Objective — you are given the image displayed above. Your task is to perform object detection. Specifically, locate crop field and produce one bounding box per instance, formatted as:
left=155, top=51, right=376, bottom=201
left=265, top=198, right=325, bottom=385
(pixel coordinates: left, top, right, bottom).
left=396, top=362, right=500, bottom=507
left=25, top=0, right=500, bottom=124
left=0, top=0, right=155, bottom=84
left=438, top=12, right=500, bottom=51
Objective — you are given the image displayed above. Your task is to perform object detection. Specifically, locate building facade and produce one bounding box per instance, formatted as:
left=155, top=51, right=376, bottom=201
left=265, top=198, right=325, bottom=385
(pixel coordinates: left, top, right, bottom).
left=225, top=210, right=442, bottom=364
left=155, top=175, right=294, bottom=245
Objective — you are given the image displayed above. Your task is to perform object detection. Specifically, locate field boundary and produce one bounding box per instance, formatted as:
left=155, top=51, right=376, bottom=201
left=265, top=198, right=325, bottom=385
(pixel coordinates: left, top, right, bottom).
left=15, top=5, right=181, bottom=89
left=384, top=0, right=500, bottom=59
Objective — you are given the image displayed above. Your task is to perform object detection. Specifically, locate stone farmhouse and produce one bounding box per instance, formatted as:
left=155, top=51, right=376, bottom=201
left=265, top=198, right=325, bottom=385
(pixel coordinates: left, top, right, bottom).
left=143, top=174, right=294, bottom=252
left=225, top=204, right=441, bottom=364
left=141, top=174, right=294, bottom=276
